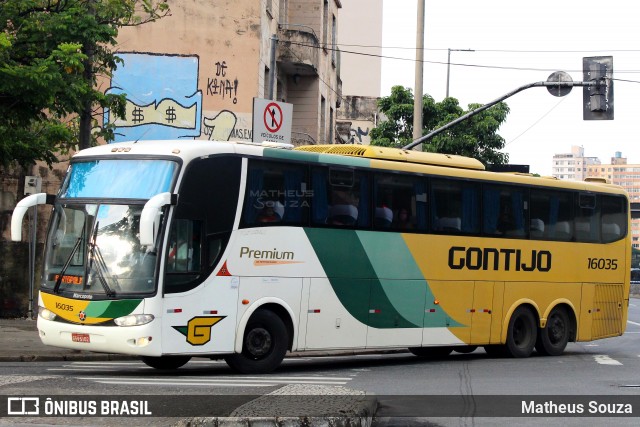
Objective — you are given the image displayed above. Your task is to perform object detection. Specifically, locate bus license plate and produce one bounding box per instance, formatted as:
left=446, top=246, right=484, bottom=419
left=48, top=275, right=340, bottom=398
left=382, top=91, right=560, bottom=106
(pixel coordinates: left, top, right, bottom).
left=71, top=333, right=90, bottom=343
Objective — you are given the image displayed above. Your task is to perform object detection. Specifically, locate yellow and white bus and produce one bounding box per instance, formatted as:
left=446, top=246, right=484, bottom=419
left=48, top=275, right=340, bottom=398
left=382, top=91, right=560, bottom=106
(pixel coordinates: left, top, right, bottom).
left=12, top=140, right=630, bottom=373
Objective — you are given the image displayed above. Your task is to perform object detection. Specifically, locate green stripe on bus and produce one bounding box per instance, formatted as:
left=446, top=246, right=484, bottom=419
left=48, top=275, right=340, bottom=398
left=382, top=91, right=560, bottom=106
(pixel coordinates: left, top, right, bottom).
left=264, top=148, right=371, bottom=168
left=83, top=299, right=143, bottom=318
left=305, top=228, right=420, bottom=328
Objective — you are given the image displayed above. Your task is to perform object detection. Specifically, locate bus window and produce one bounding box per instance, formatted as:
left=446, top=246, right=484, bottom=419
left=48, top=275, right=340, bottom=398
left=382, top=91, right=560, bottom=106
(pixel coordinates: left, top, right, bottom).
left=373, top=173, right=427, bottom=231
left=242, top=159, right=309, bottom=227
left=167, top=219, right=201, bottom=273
left=601, top=195, right=627, bottom=243
left=311, top=167, right=370, bottom=227
left=576, top=194, right=599, bottom=243
left=483, top=184, right=527, bottom=237
left=431, top=178, right=479, bottom=234
left=529, top=189, right=573, bottom=241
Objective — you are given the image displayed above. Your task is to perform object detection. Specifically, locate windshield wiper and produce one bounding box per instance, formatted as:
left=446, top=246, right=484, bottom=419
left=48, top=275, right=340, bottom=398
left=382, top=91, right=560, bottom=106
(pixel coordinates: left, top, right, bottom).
left=87, top=222, right=117, bottom=298
left=53, top=230, right=85, bottom=294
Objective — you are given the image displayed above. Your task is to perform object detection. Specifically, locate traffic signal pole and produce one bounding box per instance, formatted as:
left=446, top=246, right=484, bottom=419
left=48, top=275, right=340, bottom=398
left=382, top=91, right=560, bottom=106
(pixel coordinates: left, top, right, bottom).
left=402, top=79, right=604, bottom=151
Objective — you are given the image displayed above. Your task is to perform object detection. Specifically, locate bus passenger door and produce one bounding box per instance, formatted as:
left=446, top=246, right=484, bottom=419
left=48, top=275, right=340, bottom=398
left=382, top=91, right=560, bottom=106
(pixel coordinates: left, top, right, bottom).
left=470, top=281, right=494, bottom=345
left=304, top=278, right=368, bottom=349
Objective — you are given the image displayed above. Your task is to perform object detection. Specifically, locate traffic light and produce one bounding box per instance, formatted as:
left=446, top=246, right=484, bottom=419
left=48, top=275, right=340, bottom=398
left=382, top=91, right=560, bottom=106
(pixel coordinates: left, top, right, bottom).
left=583, top=56, right=613, bottom=120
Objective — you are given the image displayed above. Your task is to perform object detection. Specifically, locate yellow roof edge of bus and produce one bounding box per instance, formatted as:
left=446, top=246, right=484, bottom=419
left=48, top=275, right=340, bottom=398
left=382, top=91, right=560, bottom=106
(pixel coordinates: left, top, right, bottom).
left=294, top=144, right=486, bottom=171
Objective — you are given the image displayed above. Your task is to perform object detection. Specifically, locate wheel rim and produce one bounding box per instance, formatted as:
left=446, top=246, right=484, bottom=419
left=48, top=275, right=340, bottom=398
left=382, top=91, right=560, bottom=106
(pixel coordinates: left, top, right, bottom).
left=513, top=317, right=531, bottom=348
left=245, top=327, right=272, bottom=358
left=547, top=313, right=566, bottom=345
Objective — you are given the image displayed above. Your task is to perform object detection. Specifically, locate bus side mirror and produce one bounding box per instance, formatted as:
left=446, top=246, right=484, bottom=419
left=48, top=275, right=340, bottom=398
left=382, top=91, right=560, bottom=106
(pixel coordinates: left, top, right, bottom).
left=11, top=193, right=56, bottom=241
left=140, top=192, right=177, bottom=247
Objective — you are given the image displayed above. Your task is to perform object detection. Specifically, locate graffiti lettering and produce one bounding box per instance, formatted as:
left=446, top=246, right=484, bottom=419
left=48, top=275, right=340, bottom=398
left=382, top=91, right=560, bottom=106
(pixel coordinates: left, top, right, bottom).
left=207, top=60, right=240, bottom=104
left=215, top=61, right=227, bottom=77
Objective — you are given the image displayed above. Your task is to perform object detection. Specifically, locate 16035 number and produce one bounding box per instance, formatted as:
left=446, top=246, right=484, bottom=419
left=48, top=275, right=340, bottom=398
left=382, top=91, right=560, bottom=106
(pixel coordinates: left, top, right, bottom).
left=587, top=258, right=618, bottom=270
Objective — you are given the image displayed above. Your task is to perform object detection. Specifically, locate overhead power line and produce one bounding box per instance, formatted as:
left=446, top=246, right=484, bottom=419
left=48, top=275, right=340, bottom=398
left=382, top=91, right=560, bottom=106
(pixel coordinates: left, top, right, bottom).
left=288, top=41, right=640, bottom=75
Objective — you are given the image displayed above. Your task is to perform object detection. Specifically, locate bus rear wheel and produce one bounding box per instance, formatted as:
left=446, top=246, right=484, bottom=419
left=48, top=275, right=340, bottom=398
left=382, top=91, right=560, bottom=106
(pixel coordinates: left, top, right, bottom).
left=141, top=355, right=191, bottom=370
left=409, top=346, right=453, bottom=359
left=225, top=309, right=288, bottom=374
left=535, top=307, right=570, bottom=356
left=505, top=306, right=537, bottom=358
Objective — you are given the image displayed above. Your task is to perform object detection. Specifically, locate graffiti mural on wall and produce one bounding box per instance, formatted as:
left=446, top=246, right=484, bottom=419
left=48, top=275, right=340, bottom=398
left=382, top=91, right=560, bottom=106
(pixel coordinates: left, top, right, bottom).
left=104, top=53, right=256, bottom=143
left=105, top=53, right=203, bottom=142
left=350, top=126, right=369, bottom=144
left=203, top=110, right=237, bottom=140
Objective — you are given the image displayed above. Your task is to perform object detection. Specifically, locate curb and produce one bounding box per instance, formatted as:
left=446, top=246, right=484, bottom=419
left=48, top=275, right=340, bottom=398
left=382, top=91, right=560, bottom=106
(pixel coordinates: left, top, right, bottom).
left=0, top=348, right=409, bottom=363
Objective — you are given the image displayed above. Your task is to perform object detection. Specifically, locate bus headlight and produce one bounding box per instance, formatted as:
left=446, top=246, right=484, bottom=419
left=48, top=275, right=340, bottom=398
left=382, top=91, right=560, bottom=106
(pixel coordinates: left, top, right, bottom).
left=114, top=314, right=154, bottom=327
left=38, top=306, right=56, bottom=321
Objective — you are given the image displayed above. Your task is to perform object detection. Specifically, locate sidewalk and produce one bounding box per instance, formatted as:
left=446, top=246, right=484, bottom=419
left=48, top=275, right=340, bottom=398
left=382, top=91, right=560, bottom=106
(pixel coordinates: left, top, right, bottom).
left=0, top=317, right=134, bottom=362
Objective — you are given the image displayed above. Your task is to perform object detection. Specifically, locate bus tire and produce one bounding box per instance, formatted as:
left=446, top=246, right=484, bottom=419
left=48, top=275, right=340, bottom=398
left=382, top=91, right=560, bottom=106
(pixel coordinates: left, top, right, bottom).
left=408, top=346, right=453, bottom=359
left=505, top=306, right=537, bottom=358
left=225, top=309, right=288, bottom=374
left=535, top=307, right=570, bottom=356
left=141, top=355, right=191, bottom=370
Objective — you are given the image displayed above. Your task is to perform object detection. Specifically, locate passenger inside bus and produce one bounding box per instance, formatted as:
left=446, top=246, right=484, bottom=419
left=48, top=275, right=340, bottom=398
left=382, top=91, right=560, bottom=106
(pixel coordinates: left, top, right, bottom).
left=257, top=201, right=283, bottom=223
left=394, top=207, right=413, bottom=230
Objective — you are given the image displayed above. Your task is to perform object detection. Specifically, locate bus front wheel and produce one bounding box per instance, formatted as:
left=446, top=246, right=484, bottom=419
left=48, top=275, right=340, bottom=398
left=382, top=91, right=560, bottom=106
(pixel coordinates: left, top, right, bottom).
left=535, top=307, right=570, bottom=356
left=505, top=306, right=537, bottom=358
left=225, top=309, right=288, bottom=374
left=141, top=355, right=191, bottom=370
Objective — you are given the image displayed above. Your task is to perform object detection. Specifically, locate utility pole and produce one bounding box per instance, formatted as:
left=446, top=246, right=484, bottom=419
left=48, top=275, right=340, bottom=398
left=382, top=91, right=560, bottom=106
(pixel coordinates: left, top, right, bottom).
left=412, top=0, right=425, bottom=150
left=446, top=48, right=474, bottom=98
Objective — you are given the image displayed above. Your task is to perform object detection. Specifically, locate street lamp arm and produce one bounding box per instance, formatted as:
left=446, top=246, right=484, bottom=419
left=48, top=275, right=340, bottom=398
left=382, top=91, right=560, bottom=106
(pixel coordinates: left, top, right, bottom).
left=402, top=80, right=598, bottom=150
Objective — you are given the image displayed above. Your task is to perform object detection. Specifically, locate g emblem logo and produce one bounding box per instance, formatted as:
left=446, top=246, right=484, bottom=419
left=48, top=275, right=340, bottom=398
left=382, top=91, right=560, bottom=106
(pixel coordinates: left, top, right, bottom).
left=173, top=316, right=225, bottom=346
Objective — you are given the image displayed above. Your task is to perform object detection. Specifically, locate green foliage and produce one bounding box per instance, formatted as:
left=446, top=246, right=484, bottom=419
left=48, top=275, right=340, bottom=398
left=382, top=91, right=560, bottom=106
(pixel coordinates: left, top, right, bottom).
left=0, top=0, right=169, bottom=168
left=370, top=86, right=510, bottom=166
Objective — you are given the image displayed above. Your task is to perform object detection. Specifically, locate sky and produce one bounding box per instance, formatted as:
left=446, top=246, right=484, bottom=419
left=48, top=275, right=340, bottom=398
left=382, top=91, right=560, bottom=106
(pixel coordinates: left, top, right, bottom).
left=379, top=0, right=640, bottom=175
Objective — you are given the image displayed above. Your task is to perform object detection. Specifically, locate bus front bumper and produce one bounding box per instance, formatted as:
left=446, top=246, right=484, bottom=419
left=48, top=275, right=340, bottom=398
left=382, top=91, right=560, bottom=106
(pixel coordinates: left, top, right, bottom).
left=37, top=316, right=162, bottom=357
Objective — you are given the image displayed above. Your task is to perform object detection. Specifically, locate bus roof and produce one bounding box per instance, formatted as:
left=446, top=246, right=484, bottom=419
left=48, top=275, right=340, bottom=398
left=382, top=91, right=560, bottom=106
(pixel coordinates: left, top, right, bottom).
left=70, top=140, right=627, bottom=197
left=295, top=144, right=486, bottom=171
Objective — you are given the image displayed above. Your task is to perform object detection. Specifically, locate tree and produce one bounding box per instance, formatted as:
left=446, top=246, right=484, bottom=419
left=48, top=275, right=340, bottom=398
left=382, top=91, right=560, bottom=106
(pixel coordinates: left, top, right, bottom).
left=370, top=85, right=510, bottom=165
left=0, top=0, right=170, bottom=168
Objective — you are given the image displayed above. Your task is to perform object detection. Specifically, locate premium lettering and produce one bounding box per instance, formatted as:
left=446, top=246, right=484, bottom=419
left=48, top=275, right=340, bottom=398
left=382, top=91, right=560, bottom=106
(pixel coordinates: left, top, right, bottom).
left=448, top=246, right=551, bottom=272
left=240, top=246, right=294, bottom=260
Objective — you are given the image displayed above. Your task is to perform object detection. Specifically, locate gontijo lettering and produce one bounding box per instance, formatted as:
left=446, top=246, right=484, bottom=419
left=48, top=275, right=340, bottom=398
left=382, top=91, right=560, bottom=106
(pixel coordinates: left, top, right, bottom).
left=240, top=246, right=294, bottom=260
left=448, top=246, right=552, bottom=272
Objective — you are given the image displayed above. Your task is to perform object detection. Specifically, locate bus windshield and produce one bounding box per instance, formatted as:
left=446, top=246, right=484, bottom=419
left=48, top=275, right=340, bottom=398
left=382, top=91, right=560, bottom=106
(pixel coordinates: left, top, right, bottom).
left=43, top=159, right=178, bottom=297
left=44, top=203, right=159, bottom=296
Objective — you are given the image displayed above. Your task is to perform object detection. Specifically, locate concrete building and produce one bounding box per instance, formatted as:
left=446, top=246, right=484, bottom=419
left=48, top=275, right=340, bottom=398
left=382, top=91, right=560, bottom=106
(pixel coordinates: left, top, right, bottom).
left=0, top=0, right=344, bottom=315
left=335, top=0, right=383, bottom=145
left=108, top=0, right=342, bottom=146
left=551, top=145, right=601, bottom=181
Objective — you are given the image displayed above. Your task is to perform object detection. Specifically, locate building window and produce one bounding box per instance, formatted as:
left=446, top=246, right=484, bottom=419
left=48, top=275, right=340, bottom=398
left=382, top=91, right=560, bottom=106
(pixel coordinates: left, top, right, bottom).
left=323, top=0, right=329, bottom=51
left=331, top=14, right=337, bottom=66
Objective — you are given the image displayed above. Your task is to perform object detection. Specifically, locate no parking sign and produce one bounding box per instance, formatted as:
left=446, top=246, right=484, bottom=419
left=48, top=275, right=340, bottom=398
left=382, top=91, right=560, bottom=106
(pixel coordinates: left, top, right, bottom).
left=252, top=98, right=293, bottom=144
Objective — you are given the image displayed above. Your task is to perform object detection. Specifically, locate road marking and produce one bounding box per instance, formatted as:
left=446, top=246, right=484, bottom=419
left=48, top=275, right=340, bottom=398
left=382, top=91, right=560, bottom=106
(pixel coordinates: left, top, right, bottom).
left=594, top=355, right=623, bottom=365
left=76, top=375, right=352, bottom=387
left=627, top=320, right=640, bottom=326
